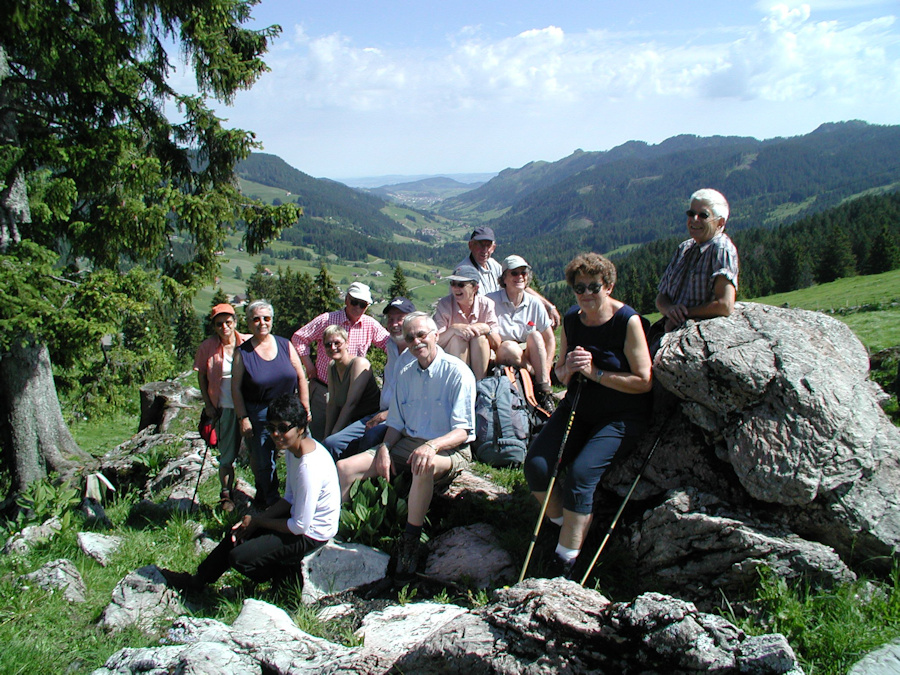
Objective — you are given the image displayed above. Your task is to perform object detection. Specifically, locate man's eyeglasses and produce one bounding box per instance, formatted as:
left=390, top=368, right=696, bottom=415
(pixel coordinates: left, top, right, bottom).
left=404, top=329, right=434, bottom=343
left=348, top=298, right=369, bottom=309
left=573, top=282, right=604, bottom=295
left=265, top=421, right=297, bottom=435
left=324, top=341, right=345, bottom=349
left=686, top=209, right=715, bottom=220
left=449, top=280, right=471, bottom=288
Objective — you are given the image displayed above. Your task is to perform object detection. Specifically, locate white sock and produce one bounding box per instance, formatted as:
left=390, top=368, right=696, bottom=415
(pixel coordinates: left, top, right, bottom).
left=549, top=515, right=564, bottom=527
left=555, top=543, right=579, bottom=562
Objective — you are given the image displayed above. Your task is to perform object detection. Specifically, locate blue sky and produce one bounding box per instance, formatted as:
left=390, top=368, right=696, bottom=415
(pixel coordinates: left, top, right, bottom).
left=171, top=1, right=900, bottom=180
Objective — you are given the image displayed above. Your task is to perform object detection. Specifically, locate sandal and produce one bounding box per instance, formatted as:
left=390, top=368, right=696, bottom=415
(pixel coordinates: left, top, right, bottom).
left=218, top=490, right=235, bottom=512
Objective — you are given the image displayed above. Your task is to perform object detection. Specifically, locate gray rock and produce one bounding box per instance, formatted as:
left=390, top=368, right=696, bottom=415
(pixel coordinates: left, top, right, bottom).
left=738, top=634, right=804, bottom=674
left=317, top=603, right=355, bottom=622
left=424, top=522, right=516, bottom=589
left=848, top=638, right=900, bottom=675
left=20, top=558, right=87, bottom=603
left=355, top=602, right=469, bottom=661
left=2, top=516, right=62, bottom=555
left=635, top=488, right=856, bottom=595
left=98, top=565, right=185, bottom=633
left=441, top=469, right=511, bottom=501
left=78, top=532, right=123, bottom=567
left=396, top=579, right=805, bottom=674
left=94, top=598, right=391, bottom=675
left=301, top=540, right=390, bottom=604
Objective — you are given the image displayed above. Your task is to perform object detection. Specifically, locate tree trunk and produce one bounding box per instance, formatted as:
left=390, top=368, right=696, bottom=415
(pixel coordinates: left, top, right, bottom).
left=0, top=337, right=93, bottom=493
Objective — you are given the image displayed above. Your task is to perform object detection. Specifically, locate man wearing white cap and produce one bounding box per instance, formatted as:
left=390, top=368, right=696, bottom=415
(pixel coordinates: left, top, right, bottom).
left=291, top=282, right=390, bottom=440
left=487, top=255, right=556, bottom=406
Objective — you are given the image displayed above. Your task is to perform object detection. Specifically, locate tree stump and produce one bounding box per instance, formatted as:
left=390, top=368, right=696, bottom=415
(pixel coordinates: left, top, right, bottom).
left=138, top=381, right=200, bottom=433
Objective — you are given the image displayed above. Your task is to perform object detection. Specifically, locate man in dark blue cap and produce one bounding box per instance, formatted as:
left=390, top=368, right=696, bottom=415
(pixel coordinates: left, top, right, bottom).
left=458, top=226, right=561, bottom=327
left=323, top=297, right=416, bottom=459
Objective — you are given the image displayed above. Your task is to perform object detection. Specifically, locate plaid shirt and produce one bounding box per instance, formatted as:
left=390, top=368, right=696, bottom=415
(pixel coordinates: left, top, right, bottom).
left=657, top=232, right=739, bottom=308
left=291, top=309, right=390, bottom=383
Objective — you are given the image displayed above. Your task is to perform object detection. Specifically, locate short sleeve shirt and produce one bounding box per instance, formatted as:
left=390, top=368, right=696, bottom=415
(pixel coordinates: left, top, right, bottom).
left=387, top=348, right=476, bottom=443
left=657, top=232, right=739, bottom=309
left=486, top=289, right=551, bottom=342
left=433, top=294, right=498, bottom=337
left=457, top=255, right=502, bottom=295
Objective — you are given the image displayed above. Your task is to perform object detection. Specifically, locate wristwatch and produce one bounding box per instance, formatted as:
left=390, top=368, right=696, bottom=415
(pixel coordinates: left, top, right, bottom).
left=595, top=368, right=605, bottom=381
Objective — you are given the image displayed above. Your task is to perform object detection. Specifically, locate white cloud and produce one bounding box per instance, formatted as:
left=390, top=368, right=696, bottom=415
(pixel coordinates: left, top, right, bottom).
left=256, top=6, right=898, bottom=115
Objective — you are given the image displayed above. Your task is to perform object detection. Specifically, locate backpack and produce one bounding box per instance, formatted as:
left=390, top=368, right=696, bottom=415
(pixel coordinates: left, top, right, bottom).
left=474, top=366, right=551, bottom=466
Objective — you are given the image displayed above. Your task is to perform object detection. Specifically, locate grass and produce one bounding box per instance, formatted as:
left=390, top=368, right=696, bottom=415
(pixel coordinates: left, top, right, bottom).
left=731, top=568, right=900, bottom=675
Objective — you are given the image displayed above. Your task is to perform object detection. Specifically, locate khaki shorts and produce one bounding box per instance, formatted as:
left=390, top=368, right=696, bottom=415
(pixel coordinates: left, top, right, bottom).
left=367, top=435, right=471, bottom=487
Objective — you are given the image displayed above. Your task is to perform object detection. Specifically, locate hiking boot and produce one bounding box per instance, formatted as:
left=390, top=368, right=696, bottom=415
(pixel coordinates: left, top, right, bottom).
left=537, top=390, right=557, bottom=414
left=392, top=533, right=420, bottom=584
left=544, top=554, right=576, bottom=580
left=219, top=489, right=235, bottom=513
left=159, top=568, right=204, bottom=593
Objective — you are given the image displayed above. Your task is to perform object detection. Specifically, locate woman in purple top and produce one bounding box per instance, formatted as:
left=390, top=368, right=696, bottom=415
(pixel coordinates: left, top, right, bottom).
left=233, top=300, right=310, bottom=507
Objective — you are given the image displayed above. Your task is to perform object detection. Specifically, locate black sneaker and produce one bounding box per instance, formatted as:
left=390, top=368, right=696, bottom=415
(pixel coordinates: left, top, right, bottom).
left=544, top=554, right=576, bottom=580
left=160, top=568, right=203, bottom=593
left=392, top=534, right=420, bottom=584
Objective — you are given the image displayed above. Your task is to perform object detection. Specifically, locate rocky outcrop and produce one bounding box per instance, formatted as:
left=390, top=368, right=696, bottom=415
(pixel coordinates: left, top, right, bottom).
left=601, top=303, right=900, bottom=597
left=93, top=579, right=804, bottom=674
left=98, top=565, right=186, bottom=632
left=19, top=558, right=86, bottom=603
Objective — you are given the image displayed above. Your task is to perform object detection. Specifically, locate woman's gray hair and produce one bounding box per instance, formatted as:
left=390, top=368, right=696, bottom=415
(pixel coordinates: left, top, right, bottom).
left=245, top=299, right=274, bottom=319
left=402, top=311, right=437, bottom=333
left=691, top=188, right=729, bottom=224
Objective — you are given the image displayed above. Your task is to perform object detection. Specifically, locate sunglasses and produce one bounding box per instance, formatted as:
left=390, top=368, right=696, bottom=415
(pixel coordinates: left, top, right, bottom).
left=265, top=421, right=297, bottom=435
left=508, top=268, right=528, bottom=277
left=573, top=282, right=604, bottom=295
left=324, top=340, right=345, bottom=349
left=348, top=298, right=369, bottom=308
left=251, top=315, right=272, bottom=323
left=214, top=318, right=234, bottom=328
left=449, top=280, right=472, bottom=288
left=404, top=329, right=434, bottom=343
left=686, top=209, right=715, bottom=220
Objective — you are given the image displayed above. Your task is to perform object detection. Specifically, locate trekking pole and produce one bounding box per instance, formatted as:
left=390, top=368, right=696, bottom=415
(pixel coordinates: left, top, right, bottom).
left=578, top=420, right=666, bottom=586
left=190, top=440, right=210, bottom=514
left=518, top=374, right=583, bottom=583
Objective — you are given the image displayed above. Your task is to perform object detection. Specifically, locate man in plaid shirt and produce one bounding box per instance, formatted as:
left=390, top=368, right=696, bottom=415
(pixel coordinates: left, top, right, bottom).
left=655, top=188, right=739, bottom=333
left=291, top=282, right=390, bottom=440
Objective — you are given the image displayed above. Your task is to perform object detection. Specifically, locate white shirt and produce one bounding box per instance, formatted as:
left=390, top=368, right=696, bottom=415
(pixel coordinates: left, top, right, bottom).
left=283, top=441, right=341, bottom=541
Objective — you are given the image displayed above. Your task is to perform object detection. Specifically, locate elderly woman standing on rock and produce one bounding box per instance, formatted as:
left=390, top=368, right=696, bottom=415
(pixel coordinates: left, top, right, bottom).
left=233, top=300, right=310, bottom=508
left=194, top=303, right=251, bottom=511
left=655, top=188, right=739, bottom=333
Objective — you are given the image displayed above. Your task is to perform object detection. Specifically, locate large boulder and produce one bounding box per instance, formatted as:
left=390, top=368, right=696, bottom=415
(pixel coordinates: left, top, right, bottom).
left=603, top=303, right=900, bottom=596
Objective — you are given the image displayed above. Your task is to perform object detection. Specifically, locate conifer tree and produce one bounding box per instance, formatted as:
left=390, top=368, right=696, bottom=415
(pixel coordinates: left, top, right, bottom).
left=0, top=0, right=298, bottom=494
left=388, top=264, right=410, bottom=300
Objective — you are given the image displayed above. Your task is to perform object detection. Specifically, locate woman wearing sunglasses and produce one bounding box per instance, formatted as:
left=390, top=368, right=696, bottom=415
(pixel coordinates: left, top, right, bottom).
left=433, top=264, right=499, bottom=381
left=233, top=300, right=310, bottom=508
left=655, top=188, right=739, bottom=334
left=193, top=303, right=252, bottom=511
left=321, top=324, right=381, bottom=454
left=523, top=252, right=652, bottom=579
left=161, top=394, right=339, bottom=593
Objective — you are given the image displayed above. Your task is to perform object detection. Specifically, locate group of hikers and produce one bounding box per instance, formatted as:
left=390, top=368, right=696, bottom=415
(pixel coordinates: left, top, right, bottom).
left=162, top=187, right=739, bottom=592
